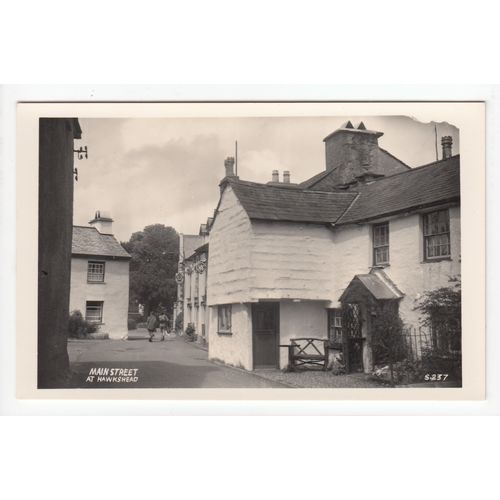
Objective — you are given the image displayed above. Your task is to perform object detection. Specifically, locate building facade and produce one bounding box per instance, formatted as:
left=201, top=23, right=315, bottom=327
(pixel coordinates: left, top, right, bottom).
left=204, top=122, right=461, bottom=373
left=70, top=211, right=131, bottom=339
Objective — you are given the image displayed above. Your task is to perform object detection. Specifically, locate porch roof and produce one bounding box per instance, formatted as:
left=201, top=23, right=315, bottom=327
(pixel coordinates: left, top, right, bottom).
left=339, top=272, right=404, bottom=302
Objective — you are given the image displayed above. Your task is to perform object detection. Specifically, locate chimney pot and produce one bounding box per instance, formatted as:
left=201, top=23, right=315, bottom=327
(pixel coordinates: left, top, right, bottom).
left=272, top=169, right=279, bottom=182
left=283, top=170, right=290, bottom=183
left=224, top=156, right=235, bottom=177
left=441, top=136, right=453, bottom=160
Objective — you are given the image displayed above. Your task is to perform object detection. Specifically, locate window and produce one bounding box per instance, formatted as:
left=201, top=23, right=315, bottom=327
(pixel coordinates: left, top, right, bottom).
left=218, top=304, right=232, bottom=334
left=328, top=309, right=343, bottom=346
left=423, top=209, right=450, bottom=260
left=373, top=222, right=389, bottom=265
left=87, top=261, right=105, bottom=282
left=85, top=301, right=103, bottom=323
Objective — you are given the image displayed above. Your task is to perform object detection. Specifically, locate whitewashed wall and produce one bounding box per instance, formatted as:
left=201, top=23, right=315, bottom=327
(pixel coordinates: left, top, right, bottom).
left=208, top=303, right=253, bottom=370
left=279, top=301, right=329, bottom=369
left=69, top=257, right=129, bottom=339
left=250, top=221, right=336, bottom=301
left=330, top=205, right=461, bottom=328
left=207, top=187, right=253, bottom=305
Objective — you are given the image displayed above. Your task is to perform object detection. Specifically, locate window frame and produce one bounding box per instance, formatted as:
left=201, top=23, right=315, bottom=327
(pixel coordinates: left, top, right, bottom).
left=372, top=222, right=390, bottom=266
left=422, top=209, right=451, bottom=261
left=87, top=260, right=106, bottom=283
left=327, top=308, right=343, bottom=348
left=217, top=304, right=232, bottom=335
left=85, top=301, right=104, bottom=324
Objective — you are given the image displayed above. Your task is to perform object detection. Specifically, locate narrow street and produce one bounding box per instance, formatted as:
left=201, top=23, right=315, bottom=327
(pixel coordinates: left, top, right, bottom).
left=68, top=334, right=288, bottom=388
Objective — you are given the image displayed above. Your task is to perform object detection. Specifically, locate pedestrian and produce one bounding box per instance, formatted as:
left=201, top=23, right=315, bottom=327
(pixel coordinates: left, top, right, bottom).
left=158, top=311, right=169, bottom=341
left=146, top=311, right=158, bottom=342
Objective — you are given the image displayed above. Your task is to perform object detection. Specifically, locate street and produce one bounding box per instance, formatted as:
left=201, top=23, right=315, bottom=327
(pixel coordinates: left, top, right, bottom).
left=68, top=334, right=288, bottom=388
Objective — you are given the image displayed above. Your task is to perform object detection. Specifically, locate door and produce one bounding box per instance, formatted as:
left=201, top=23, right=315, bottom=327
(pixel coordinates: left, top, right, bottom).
left=252, top=303, right=279, bottom=369
left=342, top=303, right=364, bottom=373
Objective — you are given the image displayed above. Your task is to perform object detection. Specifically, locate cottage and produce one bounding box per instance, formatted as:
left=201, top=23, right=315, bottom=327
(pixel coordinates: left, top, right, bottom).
left=70, top=211, right=131, bottom=339
left=205, top=122, right=460, bottom=373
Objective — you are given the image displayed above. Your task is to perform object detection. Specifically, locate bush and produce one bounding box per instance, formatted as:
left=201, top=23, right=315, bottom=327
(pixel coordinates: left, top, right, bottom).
left=68, top=310, right=97, bottom=339
left=128, top=319, right=137, bottom=330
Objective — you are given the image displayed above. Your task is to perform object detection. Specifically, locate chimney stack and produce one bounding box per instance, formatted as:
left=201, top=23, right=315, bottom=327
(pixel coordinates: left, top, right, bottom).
left=89, top=210, right=114, bottom=235
left=441, top=136, right=453, bottom=160
left=283, top=170, right=290, bottom=183
left=272, top=169, right=279, bottom=183
left=224, top=156, right=235, bottom=177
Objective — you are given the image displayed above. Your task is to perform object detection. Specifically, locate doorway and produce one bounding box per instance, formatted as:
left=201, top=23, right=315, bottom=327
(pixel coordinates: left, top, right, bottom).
left=252, top=302, right=279, bottom=369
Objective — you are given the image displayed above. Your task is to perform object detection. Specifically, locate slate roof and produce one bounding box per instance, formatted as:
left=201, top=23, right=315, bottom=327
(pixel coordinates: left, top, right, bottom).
left=182, top=235, right=205, bottom=260
left=227, top=179, right=358, bottom=224
left=336, top=155, right=460, bottom=225
left=72, top=226, right=131, bottom=259
left=339, top=273, right=403, bottom=302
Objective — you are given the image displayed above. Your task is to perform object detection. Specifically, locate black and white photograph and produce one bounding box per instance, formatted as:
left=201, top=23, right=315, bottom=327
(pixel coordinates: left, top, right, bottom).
left=14, top=101, right=484, bottom=398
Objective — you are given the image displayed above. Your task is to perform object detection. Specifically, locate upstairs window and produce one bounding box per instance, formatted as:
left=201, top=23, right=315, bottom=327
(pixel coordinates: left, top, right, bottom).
left=423, top=209, right=450, bottom=260
left=218, top=304, right=232, bottom=334
left=87, top=261, right=105, bottom=282
left=373, top=222, right=389, bottom=265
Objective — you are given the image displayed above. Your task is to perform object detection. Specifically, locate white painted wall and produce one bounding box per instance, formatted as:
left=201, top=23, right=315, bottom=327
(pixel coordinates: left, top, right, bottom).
left=279, top=301, right=329, bottom=369
left=69, top=257, right=129, bottom=339
left=250, top=221, right=335, bottom=301
left=331, top=205, right=461, bottom=328
left=207, top=187, right=253, bottom=305
left=208, top=303, right=253, bottom=370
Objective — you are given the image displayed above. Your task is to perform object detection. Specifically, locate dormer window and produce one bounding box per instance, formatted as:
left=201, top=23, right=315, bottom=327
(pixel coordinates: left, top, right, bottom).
left=373, top=222, right=389, bottom=265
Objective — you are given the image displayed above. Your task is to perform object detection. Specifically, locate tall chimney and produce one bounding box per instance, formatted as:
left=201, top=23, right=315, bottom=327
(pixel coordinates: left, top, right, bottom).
left=272, top=170, right=279, bottom=182
left=89, top=210, right=114, bottom=234
left=224, top=156, right=235, bottom=177
left=441, top=136, right=453, bottom=160
left=323, top=121, right=383, bottom=184
left=283, top=170, right=290, bottom=183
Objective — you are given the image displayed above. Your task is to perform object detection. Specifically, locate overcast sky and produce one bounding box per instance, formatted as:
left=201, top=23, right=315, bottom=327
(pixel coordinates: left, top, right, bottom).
left=73, top=116, right=459, bottom=242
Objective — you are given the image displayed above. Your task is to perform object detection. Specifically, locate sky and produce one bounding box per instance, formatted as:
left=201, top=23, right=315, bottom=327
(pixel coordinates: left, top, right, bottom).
left=73, top=116, right=459, bottom=242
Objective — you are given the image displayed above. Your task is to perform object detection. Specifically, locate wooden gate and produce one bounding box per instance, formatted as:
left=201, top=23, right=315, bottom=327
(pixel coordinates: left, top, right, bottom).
left=342, top=303, right=364, bottom=373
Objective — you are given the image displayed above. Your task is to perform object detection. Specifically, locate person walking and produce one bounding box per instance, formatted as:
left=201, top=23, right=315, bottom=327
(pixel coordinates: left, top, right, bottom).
left=158, top=311, right=169, bottom=341
left=146, top=311, right=158, bottom=342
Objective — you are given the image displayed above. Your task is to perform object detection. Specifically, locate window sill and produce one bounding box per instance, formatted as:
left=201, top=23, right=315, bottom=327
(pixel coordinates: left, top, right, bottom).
left=87, top=281, right=106, bottom=284
left=371, top=263, right=390, bottom=269
left=422, top=257, right=452, bottom=264
left=217, top=331, right=233, bottom=336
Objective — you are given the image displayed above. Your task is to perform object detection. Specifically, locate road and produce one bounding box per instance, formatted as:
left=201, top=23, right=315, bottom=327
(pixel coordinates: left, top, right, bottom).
left=68, top=334, right=288, bottom=388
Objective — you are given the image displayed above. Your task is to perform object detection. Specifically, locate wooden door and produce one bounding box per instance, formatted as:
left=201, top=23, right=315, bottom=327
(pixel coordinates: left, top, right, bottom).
left=342, top=303, right=364, bottom=373
left=252, top=303, right=279, bottom=369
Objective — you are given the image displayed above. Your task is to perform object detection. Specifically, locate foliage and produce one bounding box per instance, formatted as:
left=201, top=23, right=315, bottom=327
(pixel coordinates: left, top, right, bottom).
left=121, top=224, right=179, bottom=317
left=175, top=311, right=184, bottom=333
left=414, top=278, right=461, bottom=354
left=371, top=306, right=405, bottom=366
left=127, top=319, right=137, bottom=331
left=68, top=310, right=97, bottom=339
left=185, top=322, right=196, bottom=336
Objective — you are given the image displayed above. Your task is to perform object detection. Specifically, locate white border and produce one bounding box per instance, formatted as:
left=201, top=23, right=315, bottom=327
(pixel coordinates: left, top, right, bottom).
left=2, top=85, right=499, bottom=415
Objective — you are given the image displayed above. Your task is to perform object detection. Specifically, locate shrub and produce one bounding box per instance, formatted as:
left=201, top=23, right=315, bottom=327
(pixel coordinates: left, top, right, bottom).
left=127, top=319, right=137, bottom=330
left=68, top=310, right=97, bottom=339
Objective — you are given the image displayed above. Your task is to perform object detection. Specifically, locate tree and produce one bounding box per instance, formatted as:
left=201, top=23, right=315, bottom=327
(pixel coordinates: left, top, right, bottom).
left=122, top=224, right=179, bottom=317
